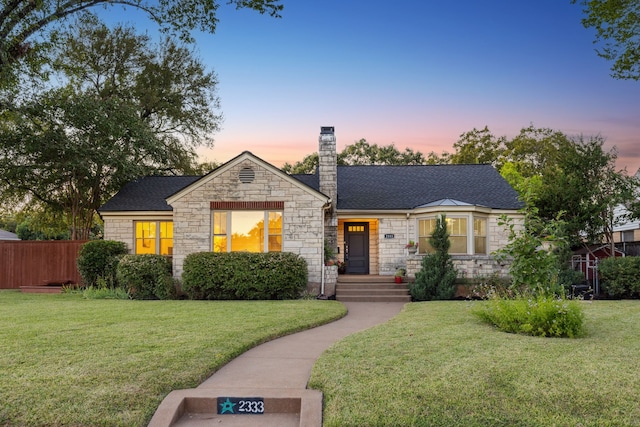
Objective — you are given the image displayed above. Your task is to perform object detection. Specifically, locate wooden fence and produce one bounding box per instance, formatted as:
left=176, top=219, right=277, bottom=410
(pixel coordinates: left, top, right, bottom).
left=0, top=241, right=87, bottom=289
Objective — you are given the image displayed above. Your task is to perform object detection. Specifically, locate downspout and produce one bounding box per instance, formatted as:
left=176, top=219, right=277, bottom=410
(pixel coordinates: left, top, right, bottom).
left=321, top=200, right=332, bottom=296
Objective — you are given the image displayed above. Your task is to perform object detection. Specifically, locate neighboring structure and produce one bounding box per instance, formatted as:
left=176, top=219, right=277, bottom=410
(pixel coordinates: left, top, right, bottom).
left=0, top=229, right=19, bottom=240
left=99, top=127, right=524, bottom=296
left=611, top=168, right=640, bottom=256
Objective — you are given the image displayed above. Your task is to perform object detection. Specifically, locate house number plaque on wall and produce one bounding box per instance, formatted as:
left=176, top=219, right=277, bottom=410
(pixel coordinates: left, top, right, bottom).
left=384, top=234, right=395, bottom=239
left=217, top=397, right=265, bottom=415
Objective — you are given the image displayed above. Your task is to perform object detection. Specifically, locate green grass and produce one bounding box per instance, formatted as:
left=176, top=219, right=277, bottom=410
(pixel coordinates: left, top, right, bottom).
left=309, top=300, right=640, bottom=427
left=0, top=291, right=346, bottom=427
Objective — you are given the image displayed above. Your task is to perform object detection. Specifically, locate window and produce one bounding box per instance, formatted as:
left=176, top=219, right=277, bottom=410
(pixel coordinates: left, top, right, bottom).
left=418, top=218, right=436, bottom=253
left=447, top=217, right=467, bottom=253
left=212, top=211, right=282, bottom=253
left=418, top=215, right=485, bottom=255
left=474, top=218, right=487, bottom=254
left=135, top=221, right=173, bottom=255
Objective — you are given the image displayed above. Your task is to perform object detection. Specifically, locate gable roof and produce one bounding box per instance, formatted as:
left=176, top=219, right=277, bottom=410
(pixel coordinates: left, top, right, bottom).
left=294, top=164, right=523, bottom=210
left=166, top=151, right=328, bottom=205
left=99, top=163, right=523, bottom=213
left=99, top=176, right=200, bottom=212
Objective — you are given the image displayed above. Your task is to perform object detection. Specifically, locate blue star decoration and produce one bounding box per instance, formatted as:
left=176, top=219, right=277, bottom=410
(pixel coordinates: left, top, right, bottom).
left=219, top=398, right=236, bottom=414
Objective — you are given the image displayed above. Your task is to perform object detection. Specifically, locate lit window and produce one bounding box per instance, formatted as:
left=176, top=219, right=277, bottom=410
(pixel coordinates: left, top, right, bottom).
left=212, top=211, right=282, bottom=253
left=418, top=216, right=469, bottom=254
left=135, top=221, right=173, bottom=255
left=474, top=218, right=487, bottom=254
left=447, top=217, right=467, bottom=254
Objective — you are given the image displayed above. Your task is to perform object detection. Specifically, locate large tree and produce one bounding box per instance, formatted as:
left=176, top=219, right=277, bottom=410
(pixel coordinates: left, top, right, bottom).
left=449, top=126, right=506, bottom=167
left=0, top=19, right=221, bottom=239
left=536, top=135, right=638, bottom=252
left=0, top=0, right=282, bottom=81
left=572, top=0, right=640, bottom=80
left=448, top=125, right=639, bottom=248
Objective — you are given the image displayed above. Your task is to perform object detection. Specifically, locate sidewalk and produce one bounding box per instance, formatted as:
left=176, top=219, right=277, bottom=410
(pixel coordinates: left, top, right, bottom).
left=148, top=301, right=406, bottom=426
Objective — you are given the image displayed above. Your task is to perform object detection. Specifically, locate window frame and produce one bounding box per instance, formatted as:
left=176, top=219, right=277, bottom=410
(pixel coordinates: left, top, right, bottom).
left=211, top=210, right=283, bottom=253
left=134, top=220, right=173, bottom=255
left=417, top=213, right=487, bottom=255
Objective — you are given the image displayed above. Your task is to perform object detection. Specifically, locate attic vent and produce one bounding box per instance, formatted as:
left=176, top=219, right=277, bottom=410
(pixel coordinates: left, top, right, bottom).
left=239, top=167, right=255, bottom=183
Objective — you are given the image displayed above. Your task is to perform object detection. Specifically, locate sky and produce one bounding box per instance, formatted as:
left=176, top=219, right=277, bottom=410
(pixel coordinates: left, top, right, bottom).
left=108, top=1, right=640, bottom=174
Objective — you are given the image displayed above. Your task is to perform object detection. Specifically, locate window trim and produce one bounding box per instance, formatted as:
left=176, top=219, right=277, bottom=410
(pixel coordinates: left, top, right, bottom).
left=417, top=213, right=487, bottom=255
left=211, top=209, right=283, bottom=253
left=134, top=220, right=173, bottom=255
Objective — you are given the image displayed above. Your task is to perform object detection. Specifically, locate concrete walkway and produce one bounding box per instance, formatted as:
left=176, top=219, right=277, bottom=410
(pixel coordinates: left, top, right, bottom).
left=148, top=302, right=405, bottom=426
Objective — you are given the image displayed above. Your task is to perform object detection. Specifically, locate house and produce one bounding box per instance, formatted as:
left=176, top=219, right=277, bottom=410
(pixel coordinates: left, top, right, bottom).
left=99, top=127, right=524, bottom=296
left=611, top=169, right=640, bottom=256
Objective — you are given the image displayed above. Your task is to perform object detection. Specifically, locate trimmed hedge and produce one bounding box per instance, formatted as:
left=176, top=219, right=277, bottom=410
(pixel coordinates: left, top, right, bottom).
left=77, top=240, right=128, bottom=287
left=182, top=252, right=308, bottom=300
left=116, top=254, right=175, bottom=300
left=599, top=256, right=640, bottom=299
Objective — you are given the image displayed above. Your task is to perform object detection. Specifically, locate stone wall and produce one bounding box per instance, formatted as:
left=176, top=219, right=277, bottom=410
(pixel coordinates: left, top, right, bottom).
left=168, top=155, right=328, bottom=283
left=102, top=217, right=135, bottom=252
left=406, top=254, right=510, bottom=280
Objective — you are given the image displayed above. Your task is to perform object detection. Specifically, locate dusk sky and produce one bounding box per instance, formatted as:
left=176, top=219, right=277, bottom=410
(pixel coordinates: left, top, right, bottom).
left=109, top=1, right=640, bottom=173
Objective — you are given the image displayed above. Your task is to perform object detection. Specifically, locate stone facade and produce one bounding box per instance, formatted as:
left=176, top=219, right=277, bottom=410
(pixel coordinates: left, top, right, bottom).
left=335, top=212, right=522, bottom=279
left=319, top=127, right=338, bottom=252
left=166, top=154, right=329, bottom=283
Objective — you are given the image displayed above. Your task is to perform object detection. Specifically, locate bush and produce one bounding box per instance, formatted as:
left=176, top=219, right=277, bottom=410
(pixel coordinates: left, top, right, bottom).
left=77, top=240, right=128, bottom=287
left=116, top=254, right=175, bottom=300
left=473, top=292, right=585, bottom=338
left=411, top=215, right=457, bottom=301
left=182, top=252, right=308, bottom=300
left=599, top=256, right=640, bottom=298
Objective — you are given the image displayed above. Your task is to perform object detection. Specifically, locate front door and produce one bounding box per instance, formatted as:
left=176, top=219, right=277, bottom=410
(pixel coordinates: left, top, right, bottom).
left=344, top=222, right=369, bottom=274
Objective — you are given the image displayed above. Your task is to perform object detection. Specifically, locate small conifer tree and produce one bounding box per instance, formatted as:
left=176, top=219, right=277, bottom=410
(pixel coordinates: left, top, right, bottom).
left=411, top=215, right=457, bottom=300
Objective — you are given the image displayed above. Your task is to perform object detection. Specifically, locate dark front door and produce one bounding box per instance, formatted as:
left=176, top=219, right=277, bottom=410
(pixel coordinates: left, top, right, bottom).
left=344, top=222, right=369, bottom=274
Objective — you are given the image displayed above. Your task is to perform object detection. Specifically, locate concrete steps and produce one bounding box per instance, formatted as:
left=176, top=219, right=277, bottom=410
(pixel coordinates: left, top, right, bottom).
left=335, top=275, right=411, bottom=302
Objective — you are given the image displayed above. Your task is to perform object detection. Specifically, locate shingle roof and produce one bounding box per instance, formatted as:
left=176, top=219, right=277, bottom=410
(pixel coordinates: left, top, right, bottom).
left=99, top=176, right=200, bottom=212
left=99, top=164, right=523, bottom=213
left=293, top=164, right=523, bottom=210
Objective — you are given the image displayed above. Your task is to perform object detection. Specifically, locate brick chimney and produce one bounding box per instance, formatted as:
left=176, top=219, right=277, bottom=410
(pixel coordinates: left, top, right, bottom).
left=319, top=126, right=338, bottom=248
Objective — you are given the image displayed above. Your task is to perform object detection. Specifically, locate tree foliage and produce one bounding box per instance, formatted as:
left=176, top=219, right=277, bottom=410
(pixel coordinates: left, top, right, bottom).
left=449, top=125, right=639, bottom=248
left=449, top=126, right=506, bottom=167
left=572, top=0, right=640, bottom=80
left=410, top=215, right=457, bottom=301
left=0, top=19, right=221, bottom=239
left=282, top=139, right=447, bottom=174
left=0, top=0, right=283, bottom=81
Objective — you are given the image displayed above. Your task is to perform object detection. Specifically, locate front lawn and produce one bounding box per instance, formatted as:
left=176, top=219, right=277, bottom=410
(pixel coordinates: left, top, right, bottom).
left=309, top=300, right=640, bottom=427
left=0, top=291, right=346, bottom=426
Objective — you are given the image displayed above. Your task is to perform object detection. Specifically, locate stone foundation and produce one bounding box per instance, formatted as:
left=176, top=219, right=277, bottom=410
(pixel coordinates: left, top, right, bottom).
left=406, top=255, right=510, bottom=280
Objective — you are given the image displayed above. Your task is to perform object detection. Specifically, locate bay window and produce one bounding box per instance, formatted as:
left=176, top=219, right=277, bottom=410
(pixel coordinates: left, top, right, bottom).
left=418, top=214, right=487, bottom=255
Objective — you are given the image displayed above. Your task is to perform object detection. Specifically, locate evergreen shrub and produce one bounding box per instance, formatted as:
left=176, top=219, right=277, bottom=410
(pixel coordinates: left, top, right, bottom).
left=77, top=240, right=128, bottom=287
left=116, top=254, right=175, bottom=300
left=411, top=215, right=457, bottom=301
left=182, top=252, right=308, bottom=300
